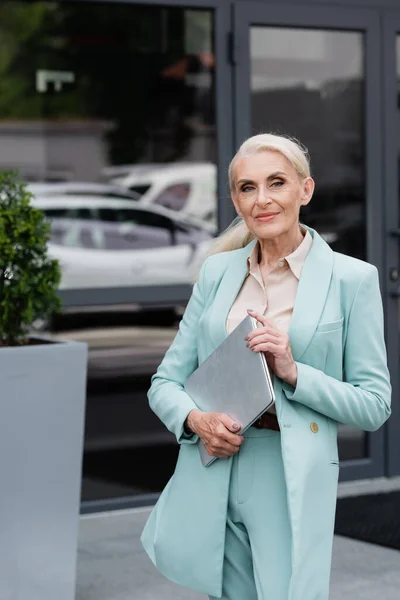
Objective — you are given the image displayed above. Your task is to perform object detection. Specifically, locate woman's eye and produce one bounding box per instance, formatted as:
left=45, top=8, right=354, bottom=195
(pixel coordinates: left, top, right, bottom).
left=241, top=185, right=254, bottom=193
left=271, top=180, right=284, bottom=188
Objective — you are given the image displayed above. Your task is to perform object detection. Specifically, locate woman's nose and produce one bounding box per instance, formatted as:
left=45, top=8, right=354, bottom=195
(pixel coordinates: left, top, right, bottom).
left=255, top=188, right=271, bottom=206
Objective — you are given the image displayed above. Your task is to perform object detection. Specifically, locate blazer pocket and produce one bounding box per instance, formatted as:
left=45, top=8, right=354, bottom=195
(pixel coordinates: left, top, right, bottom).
left=315, top=317, right=344, bottom=334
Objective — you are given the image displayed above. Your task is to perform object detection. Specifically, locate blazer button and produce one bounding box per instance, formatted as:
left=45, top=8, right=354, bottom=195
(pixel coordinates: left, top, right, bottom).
left=310, top=422, right=319, bottom=433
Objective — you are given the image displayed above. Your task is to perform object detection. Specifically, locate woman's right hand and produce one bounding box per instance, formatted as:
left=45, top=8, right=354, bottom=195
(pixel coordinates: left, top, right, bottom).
left=185, top=409, right=244, bottom=458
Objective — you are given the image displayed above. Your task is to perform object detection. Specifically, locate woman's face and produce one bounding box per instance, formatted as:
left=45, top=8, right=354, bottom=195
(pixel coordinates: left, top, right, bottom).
left=231, top=150, right=314, bottom=240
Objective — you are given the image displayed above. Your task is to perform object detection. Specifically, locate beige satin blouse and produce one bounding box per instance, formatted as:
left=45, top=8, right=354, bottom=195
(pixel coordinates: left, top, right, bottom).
left=226, top=228, right=313, bottom=414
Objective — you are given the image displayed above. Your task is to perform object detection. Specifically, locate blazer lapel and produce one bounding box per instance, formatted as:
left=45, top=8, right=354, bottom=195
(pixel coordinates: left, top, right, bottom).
left=288, top=227, right=334, bottom=361
left=207, top=227, right=333, bottom=361
left=208, top=239, right=257, bottom=349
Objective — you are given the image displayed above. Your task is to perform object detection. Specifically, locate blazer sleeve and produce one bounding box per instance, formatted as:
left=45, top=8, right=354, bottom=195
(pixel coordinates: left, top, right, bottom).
left=283, top=266, right=392, bottom=431
left=147, top=257, right=210, bottom=444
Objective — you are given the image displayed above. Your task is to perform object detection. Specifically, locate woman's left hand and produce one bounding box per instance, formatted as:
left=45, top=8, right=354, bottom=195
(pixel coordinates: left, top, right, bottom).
left=246, top=309, right=297, bottom=387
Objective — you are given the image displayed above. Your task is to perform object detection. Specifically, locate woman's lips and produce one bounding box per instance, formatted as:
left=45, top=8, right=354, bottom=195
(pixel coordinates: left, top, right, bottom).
left=255, top=213, right=278, bottom=222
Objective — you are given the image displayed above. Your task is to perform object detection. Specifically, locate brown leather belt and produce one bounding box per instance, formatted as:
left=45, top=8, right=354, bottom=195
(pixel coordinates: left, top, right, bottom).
left=252, top=412, right=280, bottom=431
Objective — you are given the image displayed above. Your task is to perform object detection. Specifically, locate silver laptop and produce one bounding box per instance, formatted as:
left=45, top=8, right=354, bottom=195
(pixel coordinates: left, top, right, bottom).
left=184, top=315, right=275, bottom=466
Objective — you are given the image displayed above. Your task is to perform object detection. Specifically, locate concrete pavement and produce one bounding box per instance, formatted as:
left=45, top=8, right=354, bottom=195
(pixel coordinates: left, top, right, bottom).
left=76, top=480, right=400, bottom=600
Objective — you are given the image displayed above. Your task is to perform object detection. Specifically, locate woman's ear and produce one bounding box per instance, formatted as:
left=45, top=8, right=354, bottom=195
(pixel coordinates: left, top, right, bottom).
left=301, top=177, right=315, bottom=207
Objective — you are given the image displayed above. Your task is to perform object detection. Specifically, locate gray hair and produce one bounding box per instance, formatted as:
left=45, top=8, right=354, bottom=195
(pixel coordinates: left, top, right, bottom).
left=206, top=133, right=310, bottom=259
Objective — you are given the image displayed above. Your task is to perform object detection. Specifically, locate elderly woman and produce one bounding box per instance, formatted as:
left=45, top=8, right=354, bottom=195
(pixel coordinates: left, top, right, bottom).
left=141, top=133, right=391, bottom=600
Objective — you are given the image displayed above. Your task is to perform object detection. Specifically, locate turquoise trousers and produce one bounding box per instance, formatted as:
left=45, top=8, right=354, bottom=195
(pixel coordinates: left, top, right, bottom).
left=209, top=427, right=292, bottom=600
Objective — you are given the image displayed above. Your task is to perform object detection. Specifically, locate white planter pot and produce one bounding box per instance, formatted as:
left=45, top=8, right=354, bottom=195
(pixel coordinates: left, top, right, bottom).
left=0, top=338, right=88, bottom=600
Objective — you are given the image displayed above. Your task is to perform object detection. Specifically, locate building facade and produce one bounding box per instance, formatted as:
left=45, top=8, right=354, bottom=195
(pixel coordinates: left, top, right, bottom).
left=1, top=0, right=400, bottom=511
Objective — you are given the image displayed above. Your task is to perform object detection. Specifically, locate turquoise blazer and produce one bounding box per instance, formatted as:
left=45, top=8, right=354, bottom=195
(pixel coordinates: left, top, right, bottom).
left=141, top=226, right=391, bottom=599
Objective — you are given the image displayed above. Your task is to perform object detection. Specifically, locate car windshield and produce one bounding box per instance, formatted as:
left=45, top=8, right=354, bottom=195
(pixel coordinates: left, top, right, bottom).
left=129, top=184, right=151, bottom=196
left=48, top=218, right=174, bottom=250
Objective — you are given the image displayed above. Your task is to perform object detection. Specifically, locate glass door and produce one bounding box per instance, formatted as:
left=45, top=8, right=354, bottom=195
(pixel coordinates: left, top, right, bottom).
left=233, top=2, right=384, bottom=480
left=382, top=11, right=400, bottom=478
left=0, top=0, right=221, bottom=510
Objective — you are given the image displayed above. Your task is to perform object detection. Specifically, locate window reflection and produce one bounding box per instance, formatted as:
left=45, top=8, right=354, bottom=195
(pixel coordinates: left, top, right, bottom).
left=153, top=183, right=191, bottom=211
left=0, top=1, right=217, bottom=292
left=0, top=1, right=216, bottom=503
left=42, top=200, right=212, bottom=288
left=251, top=27, right=365, bottom=261
left=250, top=26, right=367, bottom=462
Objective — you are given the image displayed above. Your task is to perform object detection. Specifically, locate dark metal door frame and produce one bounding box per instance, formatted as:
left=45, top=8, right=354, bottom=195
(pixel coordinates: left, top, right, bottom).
left=383, top=10, right=400, bottom=478
left=232, top=2, right=385, bottom=481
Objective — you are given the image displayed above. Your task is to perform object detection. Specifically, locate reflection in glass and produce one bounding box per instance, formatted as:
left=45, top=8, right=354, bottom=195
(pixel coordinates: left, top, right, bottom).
left=44, top=206, right=211, bottom=288
left=251, top=27, right=365, bottom=261
left=396, top=38, right=400, bottom=206
left=0, top=1, right=216, bottom=503
left=250, top=27, right=367, bottom=462
left=0, top=1, right=217, bottom=294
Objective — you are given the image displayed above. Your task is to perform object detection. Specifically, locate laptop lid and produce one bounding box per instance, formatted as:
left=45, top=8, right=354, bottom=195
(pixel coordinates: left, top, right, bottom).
left=184, top=315, right=275, bottom=466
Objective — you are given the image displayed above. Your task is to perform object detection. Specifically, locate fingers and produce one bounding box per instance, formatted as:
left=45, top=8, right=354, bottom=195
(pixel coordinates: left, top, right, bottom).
left=198, top=413, right=244, bottom=451
left=247, top=309, right=268, bottom=327
left=204, top=437, right=242, bottom=458
left=214, top=421, right=243, bottom=447
left=200, top=413, right=244, bottom=458
left=217, top=412, right=242, bottom=433
left=215, top=415, right=244, bottom=447
left=246, top=328, right=280, bottom=344
left=251, top=341, right=284, bottom=355
left=246, top=322, right=290, bottom=356
left=247, top=333, right=284, bottom=353
left=247, top=309, right=276, bottom=330
left=246, top=311, right=280, bottom=341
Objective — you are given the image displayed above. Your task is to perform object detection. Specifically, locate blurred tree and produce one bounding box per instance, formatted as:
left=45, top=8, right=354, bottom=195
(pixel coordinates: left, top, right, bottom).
left=0, top=2, right=215, bottom=165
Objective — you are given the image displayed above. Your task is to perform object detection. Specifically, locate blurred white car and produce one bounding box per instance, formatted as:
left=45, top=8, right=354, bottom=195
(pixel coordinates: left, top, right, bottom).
left=109, top=162, right=217, bottom=229
left=31, top=196, right=213, bottom=290
left=28, top=181, right=141, bottom=201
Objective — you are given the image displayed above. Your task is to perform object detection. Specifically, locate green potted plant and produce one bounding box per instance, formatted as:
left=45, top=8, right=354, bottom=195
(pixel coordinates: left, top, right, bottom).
left=0, top=171, right=88, bottom=600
